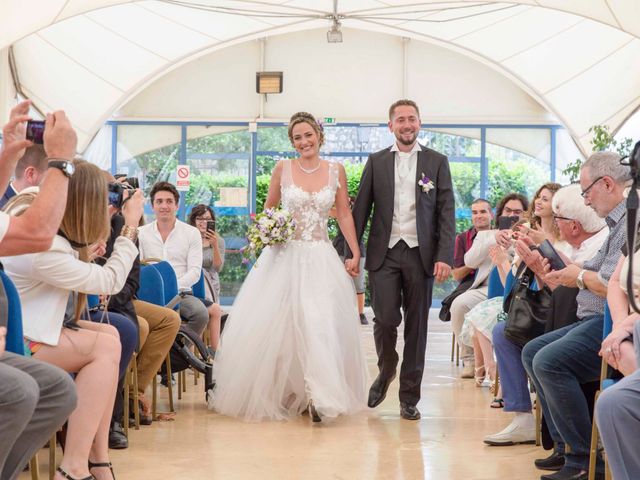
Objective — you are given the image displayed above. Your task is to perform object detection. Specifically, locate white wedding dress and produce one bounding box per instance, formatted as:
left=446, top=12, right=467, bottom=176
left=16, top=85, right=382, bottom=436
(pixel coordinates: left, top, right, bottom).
left=210, top=160, right=369, bottom=421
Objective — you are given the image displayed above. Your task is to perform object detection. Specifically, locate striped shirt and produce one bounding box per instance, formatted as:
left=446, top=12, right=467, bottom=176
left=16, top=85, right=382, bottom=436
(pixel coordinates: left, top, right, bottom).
left=576, top=201, right=626, bottom=319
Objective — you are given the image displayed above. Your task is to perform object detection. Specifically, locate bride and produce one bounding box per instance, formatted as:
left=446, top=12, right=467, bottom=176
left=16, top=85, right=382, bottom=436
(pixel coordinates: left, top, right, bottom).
left=210, top=112, right=369, bottom=422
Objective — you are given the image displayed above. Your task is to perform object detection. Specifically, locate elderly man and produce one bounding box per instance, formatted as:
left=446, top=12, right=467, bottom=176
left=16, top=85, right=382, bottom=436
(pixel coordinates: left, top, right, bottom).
left=522, top=152, right=629, bottom=480
left=484, top=183, right=607, bottom=452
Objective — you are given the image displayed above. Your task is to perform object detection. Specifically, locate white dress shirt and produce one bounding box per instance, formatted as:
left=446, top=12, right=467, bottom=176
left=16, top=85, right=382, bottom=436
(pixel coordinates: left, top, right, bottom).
left=138, top=219, right=203, bottom=290
left=388, top=141, right=422, bottom=249
left=570, top=227, right=609, bottom=267
left=1, top=235, right=138, bottom=346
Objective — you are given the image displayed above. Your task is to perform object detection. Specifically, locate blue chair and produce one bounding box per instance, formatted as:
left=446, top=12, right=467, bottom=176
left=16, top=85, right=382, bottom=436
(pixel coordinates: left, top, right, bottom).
left=191, top=269, right=205, bottom=301
left=588, top=304, right=616, bottom=480
left=149, top=261, right=182, bottom=310
left=137, top=264, right=166, bottom=306
left=1, top=270, right=25, bottom=355
left=137, top=262, right=177, bottom=415
left=87, top=294, right=100, bottom=310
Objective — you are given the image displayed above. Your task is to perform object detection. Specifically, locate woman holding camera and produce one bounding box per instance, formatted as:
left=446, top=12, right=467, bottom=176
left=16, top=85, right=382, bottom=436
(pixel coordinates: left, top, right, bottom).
left=1, top=160, right=144, bottom=480
left=188, top=204, right=224, bottom=352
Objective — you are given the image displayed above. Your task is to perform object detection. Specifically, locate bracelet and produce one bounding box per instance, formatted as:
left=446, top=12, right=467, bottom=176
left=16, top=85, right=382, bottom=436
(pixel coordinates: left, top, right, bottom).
left=120, top=225, right=138, bottom=243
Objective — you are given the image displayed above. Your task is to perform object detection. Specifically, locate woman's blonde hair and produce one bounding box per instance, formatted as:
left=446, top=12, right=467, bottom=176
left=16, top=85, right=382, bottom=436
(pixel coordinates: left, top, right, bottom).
left=60, top=159, right=110, bottom=321
left=287, top=112, right=325, bottom=148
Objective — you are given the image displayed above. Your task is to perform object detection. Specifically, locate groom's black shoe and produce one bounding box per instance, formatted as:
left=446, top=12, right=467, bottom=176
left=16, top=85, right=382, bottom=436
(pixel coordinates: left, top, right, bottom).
left=367, top=373, right=396, bottom=408
left=399, top=402, right=421, bottom=420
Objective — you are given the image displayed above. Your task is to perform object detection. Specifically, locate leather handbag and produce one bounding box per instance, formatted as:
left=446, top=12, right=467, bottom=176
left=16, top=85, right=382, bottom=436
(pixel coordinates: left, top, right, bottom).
left=503, top=265, right=552, bottom=347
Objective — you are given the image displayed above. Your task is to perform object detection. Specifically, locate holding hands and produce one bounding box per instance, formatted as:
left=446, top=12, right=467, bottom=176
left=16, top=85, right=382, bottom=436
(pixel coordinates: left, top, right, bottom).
left=345, top=254, right=360, bottom=278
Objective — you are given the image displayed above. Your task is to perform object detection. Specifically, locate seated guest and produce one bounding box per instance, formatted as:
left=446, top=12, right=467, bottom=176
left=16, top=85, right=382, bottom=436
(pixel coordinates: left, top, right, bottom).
left=484, top=183, right=606, bottom=449
left=462, top=185, right=560, bottom=394
left=521, top=152, right=628, bottom=480
left=0, top=144, right=47, bottom=209
left=2, top=160, right=144, bottom=480
left=188, top=204, right=226, bottom=347
left=0, top=102, right=78, bottom=480
left=595, top=320, right=640, bottom=480
left=440, top=198, right=496, bottom=322
left=452, top=195, right=527, bottom=379
left=139, top=182, right=221, bottom=340
left=600, top=253, right=640, bottom=375
left=98, top=173, right=180, bottom=441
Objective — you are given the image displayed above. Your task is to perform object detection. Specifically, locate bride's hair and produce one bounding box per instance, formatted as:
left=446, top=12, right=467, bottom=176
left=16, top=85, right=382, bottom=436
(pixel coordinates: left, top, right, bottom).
left=288, top=112, right=325, bottom=147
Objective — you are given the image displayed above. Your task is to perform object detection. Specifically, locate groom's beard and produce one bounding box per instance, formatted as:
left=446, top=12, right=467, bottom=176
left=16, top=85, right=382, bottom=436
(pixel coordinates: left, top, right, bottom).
left=395, top=132, right=418, bottom=146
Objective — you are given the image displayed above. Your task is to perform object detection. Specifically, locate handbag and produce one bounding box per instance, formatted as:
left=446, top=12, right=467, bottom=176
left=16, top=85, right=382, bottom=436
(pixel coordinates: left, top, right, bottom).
left=503, top=264, right=552, bottom=347
left=439, top=276, right=475, bottom=322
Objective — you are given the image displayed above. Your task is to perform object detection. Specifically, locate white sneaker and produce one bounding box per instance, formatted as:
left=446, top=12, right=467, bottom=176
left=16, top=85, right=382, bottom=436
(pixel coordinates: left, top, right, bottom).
left=483, top=414, right=536, bottom=446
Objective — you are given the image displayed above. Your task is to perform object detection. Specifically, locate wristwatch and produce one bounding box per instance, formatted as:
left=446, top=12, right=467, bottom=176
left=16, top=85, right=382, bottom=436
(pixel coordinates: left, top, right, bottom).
left=47, top=159, right=75, bottom=178
left=576, top=269, right=586, bottom=289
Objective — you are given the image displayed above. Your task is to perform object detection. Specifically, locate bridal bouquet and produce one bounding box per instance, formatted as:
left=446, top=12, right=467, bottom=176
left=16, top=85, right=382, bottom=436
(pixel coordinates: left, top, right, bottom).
left=241, top=208, right=297, bottom=265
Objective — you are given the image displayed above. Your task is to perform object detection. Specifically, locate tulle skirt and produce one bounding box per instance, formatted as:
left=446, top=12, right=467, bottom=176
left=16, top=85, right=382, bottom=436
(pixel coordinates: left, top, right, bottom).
left=210, top=240, right=369, bottom=421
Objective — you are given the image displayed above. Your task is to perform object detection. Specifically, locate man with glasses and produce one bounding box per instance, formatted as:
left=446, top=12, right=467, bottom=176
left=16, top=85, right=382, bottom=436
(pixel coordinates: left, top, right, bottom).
left=484, top=183, right=607, bottom=452
left=520, top=152, right=629, bottom=480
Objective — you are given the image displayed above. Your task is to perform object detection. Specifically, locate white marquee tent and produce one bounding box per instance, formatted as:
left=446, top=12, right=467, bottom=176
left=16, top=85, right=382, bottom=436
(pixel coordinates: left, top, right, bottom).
left=1, top=0, right=639, bottom=156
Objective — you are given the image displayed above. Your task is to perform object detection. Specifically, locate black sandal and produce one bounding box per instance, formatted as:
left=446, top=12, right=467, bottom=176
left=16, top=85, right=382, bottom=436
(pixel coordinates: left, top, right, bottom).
left=56, top=466, right=95, bottom=480
left=88, top=461, right=115, bottom=480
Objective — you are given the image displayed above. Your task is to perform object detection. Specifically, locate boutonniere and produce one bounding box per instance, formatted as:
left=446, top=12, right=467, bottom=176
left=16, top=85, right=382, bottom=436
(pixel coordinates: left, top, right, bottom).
left=418, top=173, right=435, bottom=194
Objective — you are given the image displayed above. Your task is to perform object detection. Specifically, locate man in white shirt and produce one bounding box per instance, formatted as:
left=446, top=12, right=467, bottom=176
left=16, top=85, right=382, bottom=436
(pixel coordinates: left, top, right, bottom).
left=138, top=182, right=209, bottom=336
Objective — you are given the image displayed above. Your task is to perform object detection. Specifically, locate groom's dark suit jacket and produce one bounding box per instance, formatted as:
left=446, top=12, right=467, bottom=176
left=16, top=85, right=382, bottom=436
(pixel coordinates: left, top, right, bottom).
left=350, top=144, right=456, bottom=275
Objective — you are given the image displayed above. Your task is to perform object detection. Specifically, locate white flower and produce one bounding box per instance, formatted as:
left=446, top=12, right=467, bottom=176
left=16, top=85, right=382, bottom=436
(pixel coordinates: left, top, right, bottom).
left=418, top=173, right=435, bottom=194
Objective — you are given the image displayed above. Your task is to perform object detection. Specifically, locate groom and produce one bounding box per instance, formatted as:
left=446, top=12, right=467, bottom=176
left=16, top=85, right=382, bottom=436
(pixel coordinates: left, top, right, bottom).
left=348, top=99, right=455, bottom=420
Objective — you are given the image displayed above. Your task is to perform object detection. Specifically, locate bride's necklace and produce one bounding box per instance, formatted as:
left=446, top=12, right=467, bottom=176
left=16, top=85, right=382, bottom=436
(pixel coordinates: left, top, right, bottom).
left=297, top=159, right=321, bottom=174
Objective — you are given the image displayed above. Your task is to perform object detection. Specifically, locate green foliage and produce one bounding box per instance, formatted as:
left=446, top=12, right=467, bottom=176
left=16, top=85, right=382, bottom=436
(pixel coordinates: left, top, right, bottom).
left=185, top=173, right=247, bottom=207
left=562, top=125, right=634, bottom=182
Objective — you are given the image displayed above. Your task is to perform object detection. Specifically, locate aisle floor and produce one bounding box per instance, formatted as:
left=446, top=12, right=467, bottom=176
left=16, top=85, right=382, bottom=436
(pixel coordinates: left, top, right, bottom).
left=24, top=308, right=545, bottom=480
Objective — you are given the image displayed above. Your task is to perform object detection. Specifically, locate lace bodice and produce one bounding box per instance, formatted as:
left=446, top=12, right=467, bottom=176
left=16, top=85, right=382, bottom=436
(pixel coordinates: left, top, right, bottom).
left=281, top=160, right=339, bottom=242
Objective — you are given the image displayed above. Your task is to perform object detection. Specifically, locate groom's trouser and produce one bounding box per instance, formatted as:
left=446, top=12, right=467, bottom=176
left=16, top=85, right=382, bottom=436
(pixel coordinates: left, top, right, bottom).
left=368, top=240, right=433, bottom=406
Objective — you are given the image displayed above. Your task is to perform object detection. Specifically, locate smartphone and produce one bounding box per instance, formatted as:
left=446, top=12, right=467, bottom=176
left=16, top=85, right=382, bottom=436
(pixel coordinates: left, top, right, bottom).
left=497, top=215, right=519, bottom=230
left=26, top=120, right=45, bottom=145
left=206, top=220, right=216, bottom=232
left=538, top=240, right=566, bottom=271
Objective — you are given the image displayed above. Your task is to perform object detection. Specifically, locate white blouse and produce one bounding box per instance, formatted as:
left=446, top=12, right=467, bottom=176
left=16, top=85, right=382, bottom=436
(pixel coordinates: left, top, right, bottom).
left=0, top=234, right=138, bottom=346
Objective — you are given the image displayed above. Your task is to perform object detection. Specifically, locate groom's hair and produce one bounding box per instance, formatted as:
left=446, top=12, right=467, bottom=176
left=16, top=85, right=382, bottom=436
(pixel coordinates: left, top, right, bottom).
left=389, top=99, right=420, bottom=120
